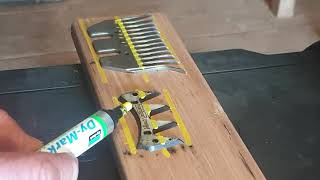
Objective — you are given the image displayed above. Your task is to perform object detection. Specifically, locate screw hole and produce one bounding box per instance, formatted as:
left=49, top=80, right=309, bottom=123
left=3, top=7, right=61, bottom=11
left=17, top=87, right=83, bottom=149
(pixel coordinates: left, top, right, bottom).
left=152, top=139, right=159, bottom=143
left=143, top=131, right=151, bottom=135
left=132, top=92, right=138, bottom=96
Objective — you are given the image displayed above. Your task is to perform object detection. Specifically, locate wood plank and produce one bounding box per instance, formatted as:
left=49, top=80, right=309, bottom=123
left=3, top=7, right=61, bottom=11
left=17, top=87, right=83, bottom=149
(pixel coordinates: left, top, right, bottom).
left=71, top=13, right=265, bottom=180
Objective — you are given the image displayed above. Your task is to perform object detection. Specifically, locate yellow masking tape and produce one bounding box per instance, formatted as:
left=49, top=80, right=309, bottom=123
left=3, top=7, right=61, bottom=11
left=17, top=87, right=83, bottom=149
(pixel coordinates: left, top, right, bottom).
left=142, top=74, right=150, bottom=83
left=150, top=119, right=158, bottom=129
left=156, top=133, right=171, bottom=158
left=114, top=17, right=149, bottom=83
left=137, top=90, right=147, bottom=99
left=143, top=104, right=151, bottom=116
left=112, top=97, right=137, bottom=155
left=78, top=19, right=108, bottom=84
left=162, top=89, right=192, bottom=146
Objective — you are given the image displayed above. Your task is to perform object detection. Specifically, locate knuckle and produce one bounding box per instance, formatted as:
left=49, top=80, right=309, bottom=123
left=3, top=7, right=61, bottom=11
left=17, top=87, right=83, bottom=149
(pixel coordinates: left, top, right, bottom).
left=0, top=109, right=9, bottom=119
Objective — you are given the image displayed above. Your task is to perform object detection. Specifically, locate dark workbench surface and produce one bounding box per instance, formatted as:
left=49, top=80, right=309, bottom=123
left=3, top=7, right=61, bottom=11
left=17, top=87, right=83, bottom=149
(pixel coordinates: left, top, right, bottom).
left=0, top=41, right=319, bottom=179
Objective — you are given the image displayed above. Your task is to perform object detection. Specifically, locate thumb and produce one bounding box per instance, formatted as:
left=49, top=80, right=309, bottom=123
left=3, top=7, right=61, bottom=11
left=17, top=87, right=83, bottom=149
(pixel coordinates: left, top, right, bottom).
left=0, top=152, right=78, bottom=180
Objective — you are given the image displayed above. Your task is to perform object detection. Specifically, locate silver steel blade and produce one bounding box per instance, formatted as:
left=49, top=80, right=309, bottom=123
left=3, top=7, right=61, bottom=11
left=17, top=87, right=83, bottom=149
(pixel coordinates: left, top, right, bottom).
left=142, top=137, right=184, bottom=152
left=136, top=65, right=185, bottom=73
left=123, top=22, right=155, bottom=29
left=153, top=120, right=177, bottom=133
left=130, top=34, right=161, bottom=40
left=133, top=41, right=164, bottom=48
left=138, top=49, right=171, bottom=57
left=148, top=104, right=170, bottom=116
left=126, top=26, right=158, bottom=33
left=135, top=45, right=167, bottom=52
left=130, top=37, right=163, bottom=44
left=142, top=59, right=178, bottom=65
left=122, top=18, right=153, bottom=25
left=141, top=54, right=175, bottom=61
left=126, top=30, right=159, bottom=36
left=121, top=14, right=151, bottom=22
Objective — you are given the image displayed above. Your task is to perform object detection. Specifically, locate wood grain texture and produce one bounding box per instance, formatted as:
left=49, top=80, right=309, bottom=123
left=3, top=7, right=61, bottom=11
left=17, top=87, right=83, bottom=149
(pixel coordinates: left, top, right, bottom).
left=71, top=13, right=265, bottom=180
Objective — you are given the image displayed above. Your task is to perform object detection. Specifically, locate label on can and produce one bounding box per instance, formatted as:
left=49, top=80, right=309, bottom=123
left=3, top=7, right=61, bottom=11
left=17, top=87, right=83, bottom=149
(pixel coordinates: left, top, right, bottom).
left=40, top=113, right=109, bottom=157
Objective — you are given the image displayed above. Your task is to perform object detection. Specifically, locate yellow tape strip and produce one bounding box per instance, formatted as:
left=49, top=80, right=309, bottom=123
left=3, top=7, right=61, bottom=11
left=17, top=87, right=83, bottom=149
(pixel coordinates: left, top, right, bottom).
left=137, top=90, right=147, bottom=99
left=78, top=19, right=108, bottom=84
left=112, top=97, right=137, bottom=155
left=142, top=74, right=150, bottom=83
left=162, top=89, right=192, bottom=146
left=150, top=119, right=158, bottom=129
left=156, top=133, right=171, bottom=158
left=114, top=17, right=149, bottom=83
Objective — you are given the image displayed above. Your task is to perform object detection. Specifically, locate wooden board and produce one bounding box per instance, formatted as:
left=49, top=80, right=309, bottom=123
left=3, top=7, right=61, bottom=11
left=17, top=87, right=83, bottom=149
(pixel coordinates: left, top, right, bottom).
left=71, top=13, right=265, bottom=180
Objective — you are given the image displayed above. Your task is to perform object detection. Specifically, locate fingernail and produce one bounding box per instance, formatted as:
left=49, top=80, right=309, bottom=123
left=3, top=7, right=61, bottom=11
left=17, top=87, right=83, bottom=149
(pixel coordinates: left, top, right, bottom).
left=65, top=153, right=79, bottom=180
left=56, top=153, right=79, bottom=180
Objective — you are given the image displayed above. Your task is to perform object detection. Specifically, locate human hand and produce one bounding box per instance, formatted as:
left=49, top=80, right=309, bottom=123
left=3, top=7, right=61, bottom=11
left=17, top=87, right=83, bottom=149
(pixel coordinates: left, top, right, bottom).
left=0, top=109, right=78, bottom=180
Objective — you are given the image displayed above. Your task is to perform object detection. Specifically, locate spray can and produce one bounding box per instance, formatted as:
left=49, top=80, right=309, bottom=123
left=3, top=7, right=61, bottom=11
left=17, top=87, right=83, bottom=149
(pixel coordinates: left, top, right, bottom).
left=39, top=102, right=132, bottom=157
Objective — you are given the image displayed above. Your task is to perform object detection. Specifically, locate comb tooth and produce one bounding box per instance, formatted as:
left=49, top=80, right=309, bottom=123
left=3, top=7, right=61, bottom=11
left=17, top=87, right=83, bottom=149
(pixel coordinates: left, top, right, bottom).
left=122, top=17, right=153, bottom=24
left=124, top=22, right=155, bottom=29
left=133, top=41, right=164, bottom=48
left=143, top=104, right=169, bottom=116
left=118, top=31, right=160, bottom=39
left=130, top=38, right=163, bottom=44
left=141, top=54, right=175, bottom=61
left=142, top=59, right=178, bottom=66
left=140, top=54, right=174, bottom=60
left=138, top=50, right=171, bottom=57
left=126, top=65, right=185, bottom=74
left=130, top=34, right=161, bottom=40
left=126, top=30, right=159, bottom=36
left=140, top=65, right=186, bottom=73
left=124, top=20, right=154, bottom=27
left=153, top=120, right=178, bottom=134
left=121, top=14, right=151, bottom=22
left=126, top=26, right=158, bottom=33
left=136, top=46, right=168, bottom=53
left=122, top=18, right=153, bottom=25
left=148, top=104, right=170, bottom=116
left=117, top=33, right=163, bottom=45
